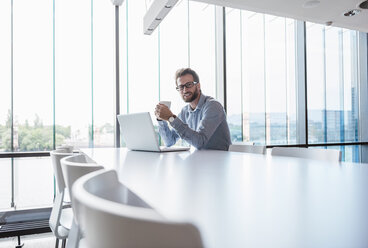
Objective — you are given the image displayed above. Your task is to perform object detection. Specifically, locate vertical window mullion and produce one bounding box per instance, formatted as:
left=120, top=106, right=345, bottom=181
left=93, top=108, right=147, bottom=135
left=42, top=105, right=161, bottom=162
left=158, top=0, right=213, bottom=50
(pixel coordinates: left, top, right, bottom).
left=114, top=5, right=121, bottom=147
left=91, top=0, right=94, bottom=148
left=285, top=19, right=289, bottom=143
left=240, top=11, right=244, bottom=142
left=10, top=0, right=15, bottom=208
left=322, top=27, right=327, bottom=143
left=338, top=29, right=345, bottom=159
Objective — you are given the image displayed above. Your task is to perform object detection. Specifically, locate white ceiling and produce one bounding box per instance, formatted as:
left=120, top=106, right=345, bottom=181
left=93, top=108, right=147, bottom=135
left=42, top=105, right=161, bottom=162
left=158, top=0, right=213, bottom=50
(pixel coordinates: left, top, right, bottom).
left=194, top=0, right=368, bottom=32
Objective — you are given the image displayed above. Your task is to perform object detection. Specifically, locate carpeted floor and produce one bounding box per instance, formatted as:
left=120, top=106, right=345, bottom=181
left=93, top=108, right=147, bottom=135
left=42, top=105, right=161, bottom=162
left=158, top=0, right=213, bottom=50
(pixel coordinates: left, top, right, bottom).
left=0, top=233, right=55, bottom=248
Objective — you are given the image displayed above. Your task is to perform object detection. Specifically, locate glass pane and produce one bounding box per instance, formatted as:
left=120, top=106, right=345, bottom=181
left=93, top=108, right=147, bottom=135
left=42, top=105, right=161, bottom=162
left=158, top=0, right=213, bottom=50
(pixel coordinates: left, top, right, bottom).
left=119, top=1, right=128, bottom=118
left=341, top=145, right=360, bottom=162
left=265, top=16, right=297, bottom=145
left=0, top=0, right=11, bottom=152
left=189, top=2, right=217, bottom=98
left=13, top=0, right=53, bottom=152
left=242, top=12, right=266, bottom=145
left=306, top=23, right=325, bottom=143
left=225, top=9, right=242, bottom=142
left=325, top=28, right=342, bottom=143
left=312, top=145, right=361, bottom=163
left=342, top=30, right=359, bottom=143
left=93, top=0, right=115, bottom=147
left=306, top=24, right=359, bottom=144
left=226, top=9, right=297, bottom=145
left=55, top=0, right=91, bottom=148
left=14, top=157, right=53, bottom=208
left=0, top=159, right=11, bottom=209
left=126, top=0, right=159, bottom=119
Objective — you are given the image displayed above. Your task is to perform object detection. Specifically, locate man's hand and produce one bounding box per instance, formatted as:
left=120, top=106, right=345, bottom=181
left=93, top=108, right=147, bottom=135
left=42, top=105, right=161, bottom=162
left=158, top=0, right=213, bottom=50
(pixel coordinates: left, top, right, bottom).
left=155, top=103, right=173, bottom=121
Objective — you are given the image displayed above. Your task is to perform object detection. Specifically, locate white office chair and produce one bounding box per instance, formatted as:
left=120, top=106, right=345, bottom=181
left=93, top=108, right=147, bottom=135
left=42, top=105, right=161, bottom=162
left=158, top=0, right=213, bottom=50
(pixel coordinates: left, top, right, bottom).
left=49, top=150, right=74, bottom=248
left=229, top=143, right=266, bottom=154
left=271, top=147, right=342, bottom=162
left=73, top=170, right=204, bottom=248
left=60, top=154, right=104, bottom=248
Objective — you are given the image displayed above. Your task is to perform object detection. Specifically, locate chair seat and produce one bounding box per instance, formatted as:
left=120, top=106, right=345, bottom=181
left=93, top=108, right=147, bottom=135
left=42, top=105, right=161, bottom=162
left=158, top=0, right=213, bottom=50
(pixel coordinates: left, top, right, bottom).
left=60, top=208, right=73, bottom=230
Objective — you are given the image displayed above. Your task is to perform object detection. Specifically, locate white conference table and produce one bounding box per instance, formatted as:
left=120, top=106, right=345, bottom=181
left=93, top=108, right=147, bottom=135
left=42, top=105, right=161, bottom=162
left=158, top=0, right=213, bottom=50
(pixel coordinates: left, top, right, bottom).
left=81, top=147, right=368, bottom=248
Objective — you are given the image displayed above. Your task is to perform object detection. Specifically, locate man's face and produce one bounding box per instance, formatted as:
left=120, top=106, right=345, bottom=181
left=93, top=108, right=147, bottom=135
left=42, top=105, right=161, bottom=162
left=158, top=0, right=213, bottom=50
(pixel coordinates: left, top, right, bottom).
left=177, top=74, right=200, bottom=103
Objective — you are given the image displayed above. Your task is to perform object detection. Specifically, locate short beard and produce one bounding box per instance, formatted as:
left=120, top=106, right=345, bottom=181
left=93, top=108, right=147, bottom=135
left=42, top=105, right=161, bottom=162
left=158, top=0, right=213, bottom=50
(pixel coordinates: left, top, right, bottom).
left=183, top=87, right=199, bottom=103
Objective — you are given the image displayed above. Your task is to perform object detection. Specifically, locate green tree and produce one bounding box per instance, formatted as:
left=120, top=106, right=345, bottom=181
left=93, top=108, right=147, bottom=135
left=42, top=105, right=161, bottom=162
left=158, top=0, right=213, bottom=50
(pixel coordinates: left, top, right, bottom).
left=1, top=113, right=72, bottom=152
left=33, top=114, right=43, bottom=128
left=5, top=109, right=12, bottom=128
left=2, top=130, right=12, bottom=151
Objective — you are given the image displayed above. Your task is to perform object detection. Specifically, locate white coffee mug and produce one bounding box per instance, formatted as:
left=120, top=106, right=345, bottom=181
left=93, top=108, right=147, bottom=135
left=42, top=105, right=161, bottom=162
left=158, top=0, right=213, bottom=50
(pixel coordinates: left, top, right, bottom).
left=159, top=101, right=171, bottom=109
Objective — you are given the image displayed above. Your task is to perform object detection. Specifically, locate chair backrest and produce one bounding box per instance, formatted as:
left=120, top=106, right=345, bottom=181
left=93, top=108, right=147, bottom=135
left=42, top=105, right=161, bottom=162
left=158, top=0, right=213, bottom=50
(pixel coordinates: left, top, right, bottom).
left=229, top=143, right=266, bottom=154
left=56, top=145, right=74, bottom=153
left=60, top=154, right=103, bottom=202
left=271, top=147, right=342, bottom=162
left=73, top=170, right=204, bottom=248
left=50, top=150, right=74, bottom=194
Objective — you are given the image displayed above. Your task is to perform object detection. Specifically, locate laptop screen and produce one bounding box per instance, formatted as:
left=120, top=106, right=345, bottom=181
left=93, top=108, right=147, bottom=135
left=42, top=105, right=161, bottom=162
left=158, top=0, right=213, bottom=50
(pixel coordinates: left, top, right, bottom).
left=117, top=112, right=161, bottom=152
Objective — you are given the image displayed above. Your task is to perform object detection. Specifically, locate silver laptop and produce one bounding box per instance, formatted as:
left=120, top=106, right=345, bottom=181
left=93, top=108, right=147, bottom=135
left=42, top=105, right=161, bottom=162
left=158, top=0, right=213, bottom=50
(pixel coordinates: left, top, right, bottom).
left=117, top=112, right=190, bottom=152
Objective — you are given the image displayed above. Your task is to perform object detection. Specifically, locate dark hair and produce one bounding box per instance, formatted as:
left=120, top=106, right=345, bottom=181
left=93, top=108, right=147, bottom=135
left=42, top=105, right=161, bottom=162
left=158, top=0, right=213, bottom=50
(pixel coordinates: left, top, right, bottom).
left=175, top=68, right=200, bottom=85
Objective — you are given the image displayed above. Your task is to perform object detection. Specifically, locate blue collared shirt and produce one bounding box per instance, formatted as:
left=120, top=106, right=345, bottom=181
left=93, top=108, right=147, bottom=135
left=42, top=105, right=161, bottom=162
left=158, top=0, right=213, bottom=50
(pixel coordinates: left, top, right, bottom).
left=158, top=93, right=231, bottom=151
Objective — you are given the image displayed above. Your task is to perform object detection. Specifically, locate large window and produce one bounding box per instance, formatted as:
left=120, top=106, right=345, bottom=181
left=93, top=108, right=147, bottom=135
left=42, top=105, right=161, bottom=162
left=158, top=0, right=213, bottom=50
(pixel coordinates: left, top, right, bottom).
left=306, top=23, right=360, bottom=160
left=306, top=24, right=359, bottom=144
left=226, top=9, right=297, bottom=145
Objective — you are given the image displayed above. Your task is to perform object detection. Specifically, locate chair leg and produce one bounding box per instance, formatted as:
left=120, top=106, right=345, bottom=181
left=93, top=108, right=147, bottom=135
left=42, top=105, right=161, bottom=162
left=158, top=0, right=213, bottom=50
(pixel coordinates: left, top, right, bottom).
left=55, top=238, right=59, bottom=248
left=15, top=236, right=24, bottom=248
left=66, top=220, right=81, bottom=248
left=61, top=239, right=66, bottom=248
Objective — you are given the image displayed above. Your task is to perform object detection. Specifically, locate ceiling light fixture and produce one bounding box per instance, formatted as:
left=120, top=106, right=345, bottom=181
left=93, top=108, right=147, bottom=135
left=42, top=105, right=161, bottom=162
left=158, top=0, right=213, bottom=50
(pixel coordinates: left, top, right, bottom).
left=343, top=9, right=361, bottom=17
left=143, top=0, right=179, bottom=35
left=110, top=0, right=124, bottom=5
left=325, top=21, right=333, bottom=26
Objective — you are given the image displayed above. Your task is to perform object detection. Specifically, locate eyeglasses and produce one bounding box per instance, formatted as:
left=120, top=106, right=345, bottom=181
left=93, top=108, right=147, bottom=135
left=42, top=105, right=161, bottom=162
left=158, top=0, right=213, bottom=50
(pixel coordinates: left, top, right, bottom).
left=176, top=81, right=198, bottom=91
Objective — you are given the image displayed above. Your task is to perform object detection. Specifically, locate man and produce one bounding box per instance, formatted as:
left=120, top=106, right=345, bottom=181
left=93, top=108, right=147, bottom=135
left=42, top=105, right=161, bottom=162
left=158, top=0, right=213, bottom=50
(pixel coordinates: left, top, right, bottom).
left=155, top=68, right=231, bottom=151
